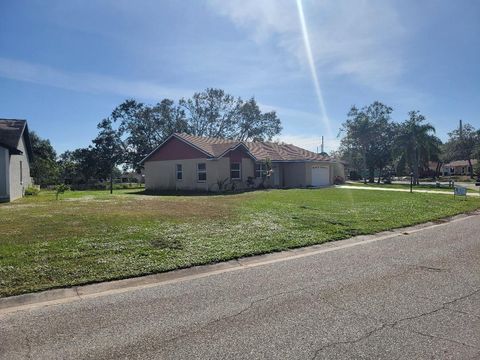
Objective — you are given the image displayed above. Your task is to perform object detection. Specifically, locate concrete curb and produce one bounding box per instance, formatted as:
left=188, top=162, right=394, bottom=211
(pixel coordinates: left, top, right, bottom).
left=1, top=210, right=479, bottom=316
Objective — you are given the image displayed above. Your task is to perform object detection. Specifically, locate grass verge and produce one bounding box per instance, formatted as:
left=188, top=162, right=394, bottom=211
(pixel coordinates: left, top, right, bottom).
left=1, top=188, right=479, bottom=297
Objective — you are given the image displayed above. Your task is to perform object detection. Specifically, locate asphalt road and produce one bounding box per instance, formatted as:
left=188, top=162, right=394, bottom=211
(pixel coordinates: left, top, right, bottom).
left=1, top=216, right=480, bottom=359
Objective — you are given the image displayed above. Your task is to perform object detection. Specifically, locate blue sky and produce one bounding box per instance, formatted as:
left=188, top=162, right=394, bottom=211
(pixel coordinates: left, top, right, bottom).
left=1, top=0, right=479, bottom=154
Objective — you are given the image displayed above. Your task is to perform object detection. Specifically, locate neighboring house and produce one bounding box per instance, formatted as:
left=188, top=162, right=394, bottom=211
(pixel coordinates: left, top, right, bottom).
left=120, top=171, right=145, bottom=184
left=0, top=119, right=33, bottom=202
left=141, top=133, right=344, bottom=192
left=440, top=159, right=477, bottom=176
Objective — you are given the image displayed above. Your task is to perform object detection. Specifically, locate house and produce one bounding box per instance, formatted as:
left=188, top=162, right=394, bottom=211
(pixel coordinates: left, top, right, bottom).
left=0, top=119, right=33, bottom=202
left=441, top=159, right=477, bottom=176
left=141, top=133, right=344, bottom=192
left=120, top=171, right=145, bottom=184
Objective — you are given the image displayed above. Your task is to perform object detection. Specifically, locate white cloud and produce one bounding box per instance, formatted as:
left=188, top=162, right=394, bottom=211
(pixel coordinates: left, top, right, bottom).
left=0, top=57, right=189, bottom=100
left=207, top=0, right=406, bottom=89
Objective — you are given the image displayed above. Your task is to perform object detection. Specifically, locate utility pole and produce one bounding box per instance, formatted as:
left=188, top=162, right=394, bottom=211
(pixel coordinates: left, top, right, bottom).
left=321, top=136, right=324, bottom=154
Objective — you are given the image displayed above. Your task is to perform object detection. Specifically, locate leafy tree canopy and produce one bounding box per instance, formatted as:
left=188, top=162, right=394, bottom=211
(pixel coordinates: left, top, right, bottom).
left=339, top=101, right=395, bottom=182
left=394, top=111, right=441, bottom=182
left=29, top=131, right=60, bottom=186
left=112, top=89, right=282, bottom=171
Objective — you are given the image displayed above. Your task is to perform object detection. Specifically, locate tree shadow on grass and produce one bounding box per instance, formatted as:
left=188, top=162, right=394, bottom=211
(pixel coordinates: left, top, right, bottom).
left=126, top=188, right=258, bottom=197
left=126, top=186, right=327, bottom=197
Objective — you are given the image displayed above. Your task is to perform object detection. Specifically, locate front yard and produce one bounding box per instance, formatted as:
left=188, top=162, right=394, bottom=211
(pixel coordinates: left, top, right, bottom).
left=1, top=188, right=479, bottom=297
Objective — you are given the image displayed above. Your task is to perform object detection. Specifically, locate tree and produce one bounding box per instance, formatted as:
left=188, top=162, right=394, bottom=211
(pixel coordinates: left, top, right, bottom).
left=339, top=102, right=395, bottom=183
left=111, top=99, right=188, bottom=172
left=179, top=88, right=240, bottom=138
left=443, top=122, right=478, bottom=178
left=180, top=88, right=282, bottom=141
left=394, top=111, right=439, bottom=184
left=58, top=148, right=99, bottom=185
left=29, top=131, right=60, bottom=186
left=111, top=90, right=282, bottom=171
left=236, top=98, right=282, bottom=141
left=92, top=118, right=125, bottom=193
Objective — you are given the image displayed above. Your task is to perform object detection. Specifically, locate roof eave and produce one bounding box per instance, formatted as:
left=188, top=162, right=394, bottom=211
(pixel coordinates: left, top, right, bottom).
left=217, top=142, right=257, bottom=161
left=270, top=159, right=334, bottom=163
left=0, top=142, right=23, bottom=155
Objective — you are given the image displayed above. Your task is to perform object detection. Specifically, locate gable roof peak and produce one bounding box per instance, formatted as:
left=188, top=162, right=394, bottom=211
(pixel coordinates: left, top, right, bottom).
left=0, top=119, right=32, bottom=158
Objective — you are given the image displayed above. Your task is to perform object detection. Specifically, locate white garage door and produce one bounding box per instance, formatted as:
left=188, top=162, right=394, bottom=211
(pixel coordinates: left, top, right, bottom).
left=311, top=165, right=330, bottom=187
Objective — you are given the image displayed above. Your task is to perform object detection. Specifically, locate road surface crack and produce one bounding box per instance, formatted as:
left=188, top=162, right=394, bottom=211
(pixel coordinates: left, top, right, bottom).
left=405, top=328, right=479, bottom=349
left=310, top=287, right=480, bottom=358
left=445, top=308, right=480, bottom=320
left=413, top=265, right=447, bottom=272
left=74, top=287, right=83, bottom=300
left=160, top=285, right=315, bottom=347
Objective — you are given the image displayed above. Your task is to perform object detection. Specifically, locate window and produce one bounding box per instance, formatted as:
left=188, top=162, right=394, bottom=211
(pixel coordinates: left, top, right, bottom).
left=230, top=163, right=241, bottom=180
left=197, top=163, right=206, bottom=182
left=255, top=163, right=266, bottom=178
left=20, top=161, right=23, bottom=184
left=176, top=164, right=183, bottom=181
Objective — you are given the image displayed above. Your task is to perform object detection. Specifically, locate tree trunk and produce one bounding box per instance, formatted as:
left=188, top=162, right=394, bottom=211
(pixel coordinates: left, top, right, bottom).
left=468, top=159, right=474, bottom=179
left=362, top=149, right=368, bottom=184
left=435, top=162, right=442, bottom=179
left=110, top=170, right=113, bottom=194
left=413, top=148, right=420, bottom=185
left=377, top=168, right=382, bottom=184
left=368, top=167, right=375, bottom=183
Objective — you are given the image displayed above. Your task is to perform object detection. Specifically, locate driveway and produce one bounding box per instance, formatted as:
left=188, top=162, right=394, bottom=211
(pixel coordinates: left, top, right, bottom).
left=1, top=215, right=479, bottom=359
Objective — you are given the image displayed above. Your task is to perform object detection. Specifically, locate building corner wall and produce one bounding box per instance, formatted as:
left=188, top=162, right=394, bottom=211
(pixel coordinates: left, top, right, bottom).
left=8, top=136, right=32, bottom=201
left=0, top=146, right=9, bottom=201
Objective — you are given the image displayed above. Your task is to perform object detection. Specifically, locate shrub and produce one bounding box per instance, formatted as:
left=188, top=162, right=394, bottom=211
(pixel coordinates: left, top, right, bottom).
left=216, top=178, right=230, bottom=191
left=54, top=184, right=70, bottom=200
left=24, top=186, right=40, bottom=196
left=334, top=176, right=345, bottom=185
left=349, top=171, right=362, bottom=181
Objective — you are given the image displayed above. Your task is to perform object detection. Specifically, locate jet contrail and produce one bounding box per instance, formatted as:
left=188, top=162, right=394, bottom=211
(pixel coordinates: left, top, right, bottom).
left=296, top=0, right=332, bottom=137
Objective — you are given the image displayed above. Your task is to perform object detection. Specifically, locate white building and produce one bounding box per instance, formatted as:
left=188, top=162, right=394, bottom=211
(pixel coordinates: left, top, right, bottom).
left=0, top=119, right=33, bottom=202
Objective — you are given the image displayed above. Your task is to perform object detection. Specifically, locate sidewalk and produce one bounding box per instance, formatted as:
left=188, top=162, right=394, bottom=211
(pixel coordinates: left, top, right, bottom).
left=337, top=185, right=480, bottom=196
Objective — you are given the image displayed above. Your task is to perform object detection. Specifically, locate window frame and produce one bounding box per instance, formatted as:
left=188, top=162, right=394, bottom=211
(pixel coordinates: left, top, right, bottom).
left=197, top=163, right=207, bottom=183
left=176, top=164, right=183, bottom=181
left=255, top=163, right=266, bottom=178
left=230, top=162, right=241, bottom=180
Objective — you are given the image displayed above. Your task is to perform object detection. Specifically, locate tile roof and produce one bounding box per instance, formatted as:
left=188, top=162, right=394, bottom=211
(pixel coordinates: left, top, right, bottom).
left=443, top=159, right=477, bottom=167
left=174, top=133, right=332, bottom=162
left=175, top=133, right=238, bottom=157
left=0, top=119, right=29, bottom=155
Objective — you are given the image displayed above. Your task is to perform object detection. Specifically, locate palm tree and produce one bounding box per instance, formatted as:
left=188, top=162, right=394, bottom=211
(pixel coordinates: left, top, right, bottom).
left=394, top=111, right=438, bottom=184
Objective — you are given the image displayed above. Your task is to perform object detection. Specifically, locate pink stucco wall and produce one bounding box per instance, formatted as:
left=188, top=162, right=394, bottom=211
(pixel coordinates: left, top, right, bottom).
left=147, top=137, right=208, bottom=161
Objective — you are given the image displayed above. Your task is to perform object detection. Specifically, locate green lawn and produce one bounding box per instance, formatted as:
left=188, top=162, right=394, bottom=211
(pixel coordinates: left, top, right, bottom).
left=1, top=188, right=479, bottom=297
